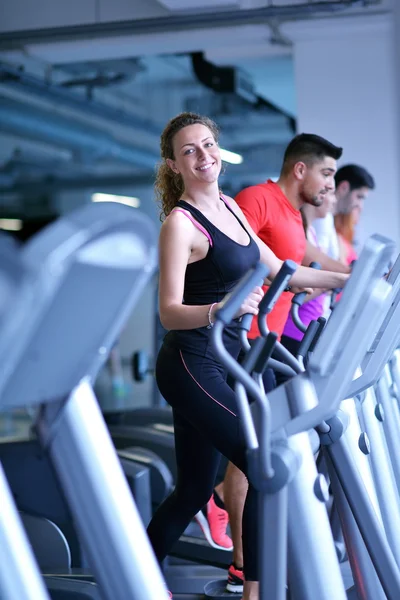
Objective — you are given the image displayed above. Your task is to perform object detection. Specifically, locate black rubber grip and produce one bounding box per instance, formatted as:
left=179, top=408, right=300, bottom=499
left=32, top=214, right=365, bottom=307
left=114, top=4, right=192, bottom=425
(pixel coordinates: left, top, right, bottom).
left=237, top=313, right=254, bottom=332
left=237, top=313, right=253, bottom=352
left=240, top=336, right=265, bottom=374
left=292, top=261, right=321, bottom=307
left=215, top=262, right=269, bottom=325
left=258, top=260, right=298, bottom=315
left=330, top=289, right=341, bottom=310
left=253, top=332, right=278, bottom=375
left=308, top=317, right=326, bottom=353
left=298, top=320, right=320, bottom=358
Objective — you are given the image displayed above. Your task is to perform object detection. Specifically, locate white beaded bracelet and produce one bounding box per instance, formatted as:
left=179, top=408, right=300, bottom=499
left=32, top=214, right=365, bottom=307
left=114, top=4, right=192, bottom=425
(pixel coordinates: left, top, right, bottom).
left=207, top=302, right=217, bottom=329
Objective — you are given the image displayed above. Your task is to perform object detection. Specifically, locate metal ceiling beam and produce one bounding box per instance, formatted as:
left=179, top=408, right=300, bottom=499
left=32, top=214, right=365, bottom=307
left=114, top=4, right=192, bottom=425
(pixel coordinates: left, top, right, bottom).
left=0, top=63, right=161, bottom=137
left=0, top=96, right=159, bottom=169
left=0, top=2, right=367, bottom=48
left=0, top=173, right=155, bottom=194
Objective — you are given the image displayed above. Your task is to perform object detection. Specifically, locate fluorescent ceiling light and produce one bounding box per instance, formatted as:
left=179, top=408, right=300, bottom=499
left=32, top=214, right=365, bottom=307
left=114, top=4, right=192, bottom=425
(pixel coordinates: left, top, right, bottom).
left=0, top=218, right=23, bottom=231
left=92, top=193, right=140, bottom=208
left=219, top=148, right=243, bottom=165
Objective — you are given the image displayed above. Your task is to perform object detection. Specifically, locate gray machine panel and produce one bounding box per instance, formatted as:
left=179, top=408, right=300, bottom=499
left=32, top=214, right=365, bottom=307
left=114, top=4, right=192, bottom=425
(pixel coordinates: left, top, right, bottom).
left=346, top=252, right=400, bottom=396
left=0, top=203, right=157, bottom=409
left=267, top=235, right=395, bottom=435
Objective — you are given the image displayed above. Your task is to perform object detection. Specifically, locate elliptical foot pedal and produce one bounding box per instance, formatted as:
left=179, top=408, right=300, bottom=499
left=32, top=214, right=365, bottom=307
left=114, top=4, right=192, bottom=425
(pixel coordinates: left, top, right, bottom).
left=204, top=579, right=237, bottom=599
left=205, top=579, right=291, bottom=599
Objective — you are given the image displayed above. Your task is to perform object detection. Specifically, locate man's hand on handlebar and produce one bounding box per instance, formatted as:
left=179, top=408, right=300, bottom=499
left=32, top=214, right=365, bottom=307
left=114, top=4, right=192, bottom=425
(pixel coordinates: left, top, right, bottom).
left=290, top=286, right=313, bottom=296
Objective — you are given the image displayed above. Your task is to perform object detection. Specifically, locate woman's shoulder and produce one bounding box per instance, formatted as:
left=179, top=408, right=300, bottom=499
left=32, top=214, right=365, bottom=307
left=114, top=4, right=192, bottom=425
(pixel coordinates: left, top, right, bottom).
left=221, top=194, right=240, bottom=213
left=161, top=208, right=197, bottom=239
left=165, top=207, right=194, bottom=226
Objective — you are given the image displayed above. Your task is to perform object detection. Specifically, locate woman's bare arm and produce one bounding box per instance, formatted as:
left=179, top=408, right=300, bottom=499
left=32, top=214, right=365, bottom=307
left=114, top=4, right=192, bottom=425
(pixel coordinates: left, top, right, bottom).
left=158, top=213, right=217, bottom=330
left=158, top=212, right=262, bottom=330
left=303, top=239, right=350, bottom=273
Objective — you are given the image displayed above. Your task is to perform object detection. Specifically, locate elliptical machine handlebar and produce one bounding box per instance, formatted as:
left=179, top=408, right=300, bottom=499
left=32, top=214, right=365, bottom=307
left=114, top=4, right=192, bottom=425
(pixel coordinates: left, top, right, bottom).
left=238, top=311, right=297, bottom=377
left=292, top=261, right=321, bottom=305
left=212, top=262, right=271, bottom=407
left=308, top=317, right=327, bottom=353
left=329, top=288, right=341, bottom=311
left=235, top=260, right=301, bottom=376
left=297, top=320, right=321, bottom=360
left=253, top=261, right=303, bottom=375
left=212, top=262, right=275, bottom=472
left=258, top=260, right=298, bottom=338
left=217, top=262, right=270, bottom=325
left=237, top=313, right=254, bottom=353
left=291, top=262, right=321, bottom=333
left=237, top=261, right=297, bottom=352
left=259, top=260, right=298, bottom=317
left=253, top=332, right=279, bottom=376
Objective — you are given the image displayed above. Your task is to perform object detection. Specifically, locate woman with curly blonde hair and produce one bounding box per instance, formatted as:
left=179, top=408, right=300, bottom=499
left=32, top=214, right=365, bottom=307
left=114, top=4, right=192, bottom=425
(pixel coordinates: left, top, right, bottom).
left=147, top=112, right=348, bottom=600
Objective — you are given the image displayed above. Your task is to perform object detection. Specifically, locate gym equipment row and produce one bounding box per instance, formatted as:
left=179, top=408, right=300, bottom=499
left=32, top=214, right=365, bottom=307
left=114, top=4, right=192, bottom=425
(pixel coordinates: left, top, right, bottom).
left=2, top=203, right=400, bottom=599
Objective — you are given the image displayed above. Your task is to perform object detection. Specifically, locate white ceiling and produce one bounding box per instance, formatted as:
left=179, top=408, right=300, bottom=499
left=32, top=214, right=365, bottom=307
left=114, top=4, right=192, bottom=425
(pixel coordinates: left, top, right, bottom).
left=0, top=0, right=392, bottom=211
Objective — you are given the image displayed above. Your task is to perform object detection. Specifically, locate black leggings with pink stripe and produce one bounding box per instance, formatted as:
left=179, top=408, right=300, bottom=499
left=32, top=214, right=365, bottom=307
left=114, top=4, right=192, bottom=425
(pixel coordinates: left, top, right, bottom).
left=146, top=342, right=259, bottom=581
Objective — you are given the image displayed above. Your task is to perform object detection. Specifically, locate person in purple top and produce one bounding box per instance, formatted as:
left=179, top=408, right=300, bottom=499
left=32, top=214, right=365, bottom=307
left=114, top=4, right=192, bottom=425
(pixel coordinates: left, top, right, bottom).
left=281, top=189, right=337, bottom=356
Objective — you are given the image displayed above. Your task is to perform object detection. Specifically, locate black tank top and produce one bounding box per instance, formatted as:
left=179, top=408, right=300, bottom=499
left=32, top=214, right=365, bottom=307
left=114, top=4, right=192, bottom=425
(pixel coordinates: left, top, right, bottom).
left=164, top=197, right=260, bottom=359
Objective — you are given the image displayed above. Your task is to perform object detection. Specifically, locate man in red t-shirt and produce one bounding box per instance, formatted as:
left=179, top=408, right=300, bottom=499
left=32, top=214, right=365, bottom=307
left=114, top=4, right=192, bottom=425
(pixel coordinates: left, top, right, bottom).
left=220, top=134, right=351, bottom=596
left=237, top=179, right=307, bottom=340
left=236, top=139, right=351, bottom=342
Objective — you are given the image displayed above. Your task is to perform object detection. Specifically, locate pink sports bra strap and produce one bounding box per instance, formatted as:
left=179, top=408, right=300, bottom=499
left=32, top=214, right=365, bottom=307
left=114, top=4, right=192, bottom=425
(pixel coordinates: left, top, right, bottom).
left=220, top=194, right=233, bottom=211
left=173, top=209, right=213, bottom=247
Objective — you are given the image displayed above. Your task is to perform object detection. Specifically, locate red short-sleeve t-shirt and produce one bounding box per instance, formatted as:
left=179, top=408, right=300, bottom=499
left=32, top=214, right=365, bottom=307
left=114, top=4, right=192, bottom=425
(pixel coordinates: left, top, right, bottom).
left=235, top=180, right=306, bottom=338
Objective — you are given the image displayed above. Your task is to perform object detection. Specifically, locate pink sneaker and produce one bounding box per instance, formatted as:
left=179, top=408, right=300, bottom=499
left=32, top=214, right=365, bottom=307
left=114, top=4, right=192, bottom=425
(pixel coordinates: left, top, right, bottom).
left=226, top=562, right=244, bottom=594
left=195, top=495, right=233, bottom=550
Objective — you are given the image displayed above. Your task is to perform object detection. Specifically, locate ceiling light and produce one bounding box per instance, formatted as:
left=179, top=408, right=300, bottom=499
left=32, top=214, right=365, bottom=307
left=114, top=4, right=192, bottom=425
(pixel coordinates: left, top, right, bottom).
left=219, top=148, right=243, bottom=165
left=92, top=193, right=140, bottom=208
left=0, top=218, right=23, bottom=231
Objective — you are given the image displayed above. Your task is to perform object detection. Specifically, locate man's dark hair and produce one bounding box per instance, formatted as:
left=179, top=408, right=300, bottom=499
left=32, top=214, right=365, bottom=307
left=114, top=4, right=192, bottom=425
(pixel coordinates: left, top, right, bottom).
left=335, top=164, right=375, bottom=191
left=281, top=133, right=343, bottom=175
